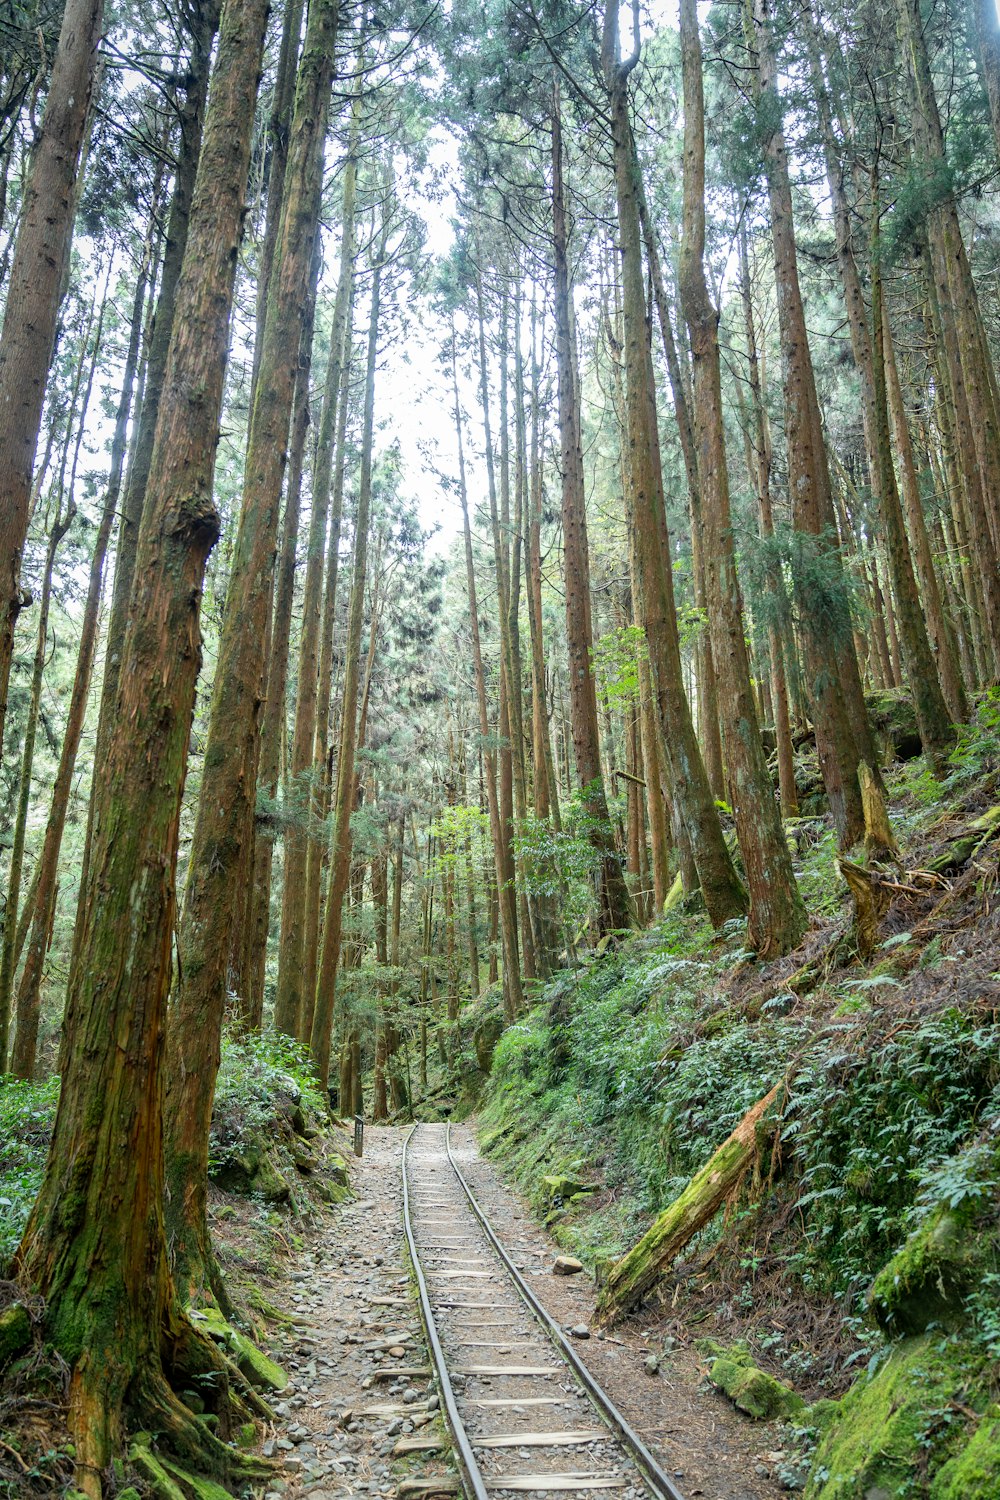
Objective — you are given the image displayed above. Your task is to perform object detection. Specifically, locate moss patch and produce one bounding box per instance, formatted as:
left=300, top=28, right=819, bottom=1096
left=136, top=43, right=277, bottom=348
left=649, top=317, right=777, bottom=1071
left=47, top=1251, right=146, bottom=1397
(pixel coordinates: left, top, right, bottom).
left=804, top=1336, right=984, bottom=1499
left=0, top=1303, right=31, bottom=1367
left=930, top=1412, right=1000, bottom=1498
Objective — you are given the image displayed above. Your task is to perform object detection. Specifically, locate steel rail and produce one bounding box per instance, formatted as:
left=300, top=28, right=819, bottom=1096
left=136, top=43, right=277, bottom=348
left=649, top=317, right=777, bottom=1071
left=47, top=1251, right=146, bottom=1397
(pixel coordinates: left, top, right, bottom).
left=401, top=1122, right=490, bottom=1500
left=443, top=1123, right=686, bottom=1500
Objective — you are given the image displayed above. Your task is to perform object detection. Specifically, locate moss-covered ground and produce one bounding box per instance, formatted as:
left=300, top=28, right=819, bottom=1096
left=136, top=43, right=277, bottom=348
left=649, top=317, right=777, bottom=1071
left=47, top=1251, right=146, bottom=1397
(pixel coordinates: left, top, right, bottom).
left=469, top=698, right=1000, bottom=1495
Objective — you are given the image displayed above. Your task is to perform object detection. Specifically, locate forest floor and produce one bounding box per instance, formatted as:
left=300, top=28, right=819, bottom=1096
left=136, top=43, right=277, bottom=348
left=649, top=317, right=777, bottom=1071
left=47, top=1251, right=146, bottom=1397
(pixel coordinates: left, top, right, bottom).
left=247, top=1124, right=788, bottom=1500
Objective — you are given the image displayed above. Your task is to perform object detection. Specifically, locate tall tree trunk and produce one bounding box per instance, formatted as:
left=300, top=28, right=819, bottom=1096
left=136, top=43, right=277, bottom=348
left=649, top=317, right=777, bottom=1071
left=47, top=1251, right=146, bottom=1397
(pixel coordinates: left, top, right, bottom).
left=72, top=0, right=221, bottom=975
left=164, top=0, right=338, bottom=1306
left=0, top=0, right=105, bottom=757
left=883, top=301, right=967, bottom=721
left=0, top=507, right=72, bottom=1072
left=14, top=2, right=270, bottom=1490
left=551, top=88, right=631, bottom=936
left=310, top=208, right=388, bottom=1092
left=601, top=7, right=746, bottom=924
left=277, top=99, right=360, bottom=1038
left=869, top=175, right=953, bottom=756
left=237, top=236, right=320, bottom=1030
left=737, top=226, right=799, bottom=818
left=678, top=0, right=805, bottom=958
left=11, top=254, right=150, bottom=1077
left=452, top=336, right=524, bottom=1022
left=750, top=0, right=877, bottom=847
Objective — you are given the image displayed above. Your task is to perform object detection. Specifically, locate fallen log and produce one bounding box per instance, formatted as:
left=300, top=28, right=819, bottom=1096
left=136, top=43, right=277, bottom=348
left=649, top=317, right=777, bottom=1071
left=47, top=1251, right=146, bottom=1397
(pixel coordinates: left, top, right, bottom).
left=595, top=1085, right=782, bottom=1325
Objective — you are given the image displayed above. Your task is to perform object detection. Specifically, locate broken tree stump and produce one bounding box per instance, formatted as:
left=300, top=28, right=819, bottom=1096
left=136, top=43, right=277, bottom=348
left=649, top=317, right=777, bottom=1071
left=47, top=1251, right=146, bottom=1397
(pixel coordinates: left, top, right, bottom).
left=595, top=1085, right=782, bottom=1325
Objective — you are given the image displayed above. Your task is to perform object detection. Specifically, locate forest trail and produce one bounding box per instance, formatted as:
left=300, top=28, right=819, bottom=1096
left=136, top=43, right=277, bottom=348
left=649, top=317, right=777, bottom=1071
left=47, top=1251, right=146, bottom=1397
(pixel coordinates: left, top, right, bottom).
left=261, top=1125, right=786, bottom=1500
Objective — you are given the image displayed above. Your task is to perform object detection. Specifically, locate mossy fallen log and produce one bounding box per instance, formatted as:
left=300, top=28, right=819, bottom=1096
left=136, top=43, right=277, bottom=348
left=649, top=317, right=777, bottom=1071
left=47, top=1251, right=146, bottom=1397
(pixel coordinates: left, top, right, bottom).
left=927, top=804, right=1000, bottom=874
left=595, top=1085, right=781, bottom=1325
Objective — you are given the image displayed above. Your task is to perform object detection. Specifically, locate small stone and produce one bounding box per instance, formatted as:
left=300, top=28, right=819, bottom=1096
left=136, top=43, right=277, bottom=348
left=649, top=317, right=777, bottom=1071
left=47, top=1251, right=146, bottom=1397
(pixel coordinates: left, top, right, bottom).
left=276, top=1438, right=295, bottom=1451
left=402, top=1388, right=420, bottom=1404
left=426, top=1393, right=439, bottom=1410
left=553, top=1256, right=584, bottom=1276
left=386, top=1419, right=403, bottom=1437
left=644, top=1355, right=660, bottom=1376
left=283, top=1456, right=302, bottom=1473
left=388, top=1345, right=406, bottom=1358
left=570, top=1325, right=590, bottom=1339
left=262, top=1439, right=277, bottom=1458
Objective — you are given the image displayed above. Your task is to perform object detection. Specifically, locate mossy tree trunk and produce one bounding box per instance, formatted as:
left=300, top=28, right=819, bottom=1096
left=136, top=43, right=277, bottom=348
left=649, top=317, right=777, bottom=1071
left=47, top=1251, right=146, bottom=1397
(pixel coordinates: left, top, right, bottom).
left=13, top=2, right=271, bottom=1492
left=71, top=0, right=221, bottom=982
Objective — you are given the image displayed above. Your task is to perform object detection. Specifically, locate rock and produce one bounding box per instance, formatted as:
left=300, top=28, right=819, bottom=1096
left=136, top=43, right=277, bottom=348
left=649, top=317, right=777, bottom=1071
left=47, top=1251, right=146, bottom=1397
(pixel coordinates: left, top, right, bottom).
left=570, top=1325, right=591, bottom=1339
left=553, top=1256, right=584, bottom=1276
left=402, top=1387, right=420, bottom=1404
left=644, top=1355, right=660, bottom=1376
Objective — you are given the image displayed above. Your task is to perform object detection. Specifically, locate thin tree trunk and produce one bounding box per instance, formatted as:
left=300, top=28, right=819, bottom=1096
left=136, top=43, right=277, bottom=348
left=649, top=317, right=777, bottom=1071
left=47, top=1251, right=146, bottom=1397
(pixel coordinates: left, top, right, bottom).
left=11, top=259, right=149, bottom=1077
left=310, top=208, right=388, bottom=1092
left=452, top=335, right=524, bottom=1022
left=277, top=97, right=360, bottom=1037
left=551, top=87, right=631, bottom=936
left=750, top=0, right=876, bottom=846
left=0, top=0, right=105, bottom=756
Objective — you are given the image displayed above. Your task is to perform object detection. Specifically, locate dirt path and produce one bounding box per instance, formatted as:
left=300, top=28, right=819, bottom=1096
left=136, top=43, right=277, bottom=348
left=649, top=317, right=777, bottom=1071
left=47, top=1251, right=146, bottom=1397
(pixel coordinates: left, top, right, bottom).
left=261, top=1125, right=791, bottom=1500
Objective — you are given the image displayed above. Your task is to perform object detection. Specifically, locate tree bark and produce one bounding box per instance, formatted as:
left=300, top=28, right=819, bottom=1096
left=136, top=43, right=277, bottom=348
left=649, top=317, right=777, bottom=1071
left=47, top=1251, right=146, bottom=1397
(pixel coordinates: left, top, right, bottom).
left=14, top=2, right=270, bottom=1491
left=276, top=97, right=360, bottom=1038
left=750, top=0, right=876, bottom=847
left=596, top=1085, right=781, bottom=1324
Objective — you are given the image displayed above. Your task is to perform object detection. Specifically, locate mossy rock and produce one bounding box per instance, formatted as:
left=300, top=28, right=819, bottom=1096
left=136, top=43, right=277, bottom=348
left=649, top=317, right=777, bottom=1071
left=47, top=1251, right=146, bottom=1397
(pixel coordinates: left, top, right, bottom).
left=188, top=1306, right=288, bottom=1392
left=930, top=1412, right=1000, bottom=1498
left=318, top=1178, right=352, bottom=1204
left=866, top=688, right=922, bottom=761
left=251, top=1150, right=291, bottom=1204
left=208, top=1145, right=260, bottom=1193
left=702, top=1342, right=804, bottom=1421
left=868, top=1204, right=977, bottom=1335
left=327, top=1151, right=350, bottom=1187
left=0, top=1302, right=31, bottom=1367
left=804, top=1336, right=980, bottom=1498
left=541, top=1173, right=596, bottom=1205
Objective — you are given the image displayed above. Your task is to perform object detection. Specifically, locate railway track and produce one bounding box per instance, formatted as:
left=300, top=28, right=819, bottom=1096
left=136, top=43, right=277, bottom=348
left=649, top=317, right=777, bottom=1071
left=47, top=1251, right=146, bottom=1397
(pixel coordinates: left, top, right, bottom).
left=401, top=1123, right=686, bottom=1500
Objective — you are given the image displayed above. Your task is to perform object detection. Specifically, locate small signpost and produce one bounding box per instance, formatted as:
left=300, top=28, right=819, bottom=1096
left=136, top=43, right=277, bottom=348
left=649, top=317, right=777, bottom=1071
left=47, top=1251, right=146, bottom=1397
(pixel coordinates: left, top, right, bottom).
left=354, top=1114, right=364, bottom=1158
